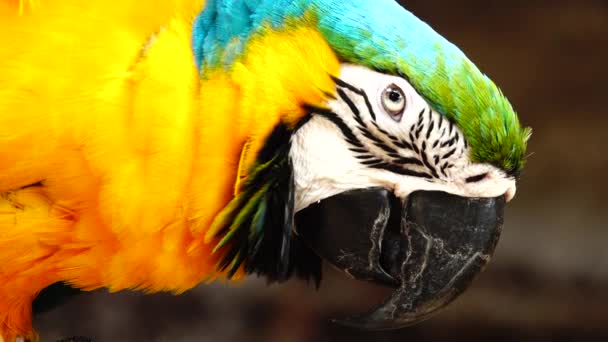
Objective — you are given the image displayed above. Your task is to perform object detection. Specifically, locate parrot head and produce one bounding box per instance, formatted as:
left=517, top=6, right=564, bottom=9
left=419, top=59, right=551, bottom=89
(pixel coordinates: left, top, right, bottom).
left=194, top=0, right=530, bottom=330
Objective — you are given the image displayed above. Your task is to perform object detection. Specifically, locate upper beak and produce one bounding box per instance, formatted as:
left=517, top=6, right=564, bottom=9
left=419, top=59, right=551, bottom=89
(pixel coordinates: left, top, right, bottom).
left=295, top=188, right=505, bottom=330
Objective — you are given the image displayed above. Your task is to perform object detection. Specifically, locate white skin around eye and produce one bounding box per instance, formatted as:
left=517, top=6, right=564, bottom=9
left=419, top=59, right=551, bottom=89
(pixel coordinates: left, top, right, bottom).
left=290, top=64, right=516, bottom=212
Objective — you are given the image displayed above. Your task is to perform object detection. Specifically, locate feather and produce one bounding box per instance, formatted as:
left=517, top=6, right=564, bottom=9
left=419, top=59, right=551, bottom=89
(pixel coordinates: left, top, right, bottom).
left=210, top=124, right=321, bottom=284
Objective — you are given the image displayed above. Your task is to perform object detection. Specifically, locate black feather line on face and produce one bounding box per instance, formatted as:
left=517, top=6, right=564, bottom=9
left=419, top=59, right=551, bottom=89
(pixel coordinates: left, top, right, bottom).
left=313, top=78, right=437, bottom=180
left=213, top=123, right=321, bottom=286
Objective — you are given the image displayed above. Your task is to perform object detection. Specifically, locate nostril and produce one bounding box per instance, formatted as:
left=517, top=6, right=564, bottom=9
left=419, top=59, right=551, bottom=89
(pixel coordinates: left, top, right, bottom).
left=465, top=173, right=488, bottom=183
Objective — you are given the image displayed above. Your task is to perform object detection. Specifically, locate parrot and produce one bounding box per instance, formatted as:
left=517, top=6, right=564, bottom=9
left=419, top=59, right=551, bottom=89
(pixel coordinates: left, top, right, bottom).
left=0, top=0, right=531, bottom=340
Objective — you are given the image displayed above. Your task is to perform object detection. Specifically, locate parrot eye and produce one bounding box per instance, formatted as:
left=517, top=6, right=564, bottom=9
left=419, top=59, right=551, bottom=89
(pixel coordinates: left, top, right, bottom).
left=381, top=84, right=406, bottom=121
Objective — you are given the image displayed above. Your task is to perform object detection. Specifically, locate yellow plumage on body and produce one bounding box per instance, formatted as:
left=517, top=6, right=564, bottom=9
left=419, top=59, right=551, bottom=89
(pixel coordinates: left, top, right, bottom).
left=0, top=1, right=339, bottom=339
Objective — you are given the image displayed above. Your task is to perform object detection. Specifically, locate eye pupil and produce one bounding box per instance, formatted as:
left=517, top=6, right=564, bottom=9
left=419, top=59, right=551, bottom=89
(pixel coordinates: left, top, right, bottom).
left=388, top=90, right=401, bottom=102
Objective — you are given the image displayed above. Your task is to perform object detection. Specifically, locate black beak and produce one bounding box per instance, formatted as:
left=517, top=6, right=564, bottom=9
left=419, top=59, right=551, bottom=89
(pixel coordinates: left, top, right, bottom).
left=295, top=188, right=505, bottom=330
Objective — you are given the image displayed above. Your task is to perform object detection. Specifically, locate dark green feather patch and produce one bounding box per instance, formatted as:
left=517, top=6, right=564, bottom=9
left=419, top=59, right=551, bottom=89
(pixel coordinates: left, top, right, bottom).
left=210, top=123, right=321, bottom=285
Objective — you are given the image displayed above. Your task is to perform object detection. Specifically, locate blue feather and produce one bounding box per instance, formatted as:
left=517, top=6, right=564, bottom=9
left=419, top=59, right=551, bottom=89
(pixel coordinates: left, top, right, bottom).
left=192, top=0, right=463, bottom=75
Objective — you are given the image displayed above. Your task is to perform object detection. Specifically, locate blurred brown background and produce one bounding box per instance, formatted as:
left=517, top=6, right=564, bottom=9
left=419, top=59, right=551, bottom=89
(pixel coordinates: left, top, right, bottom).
left=36, top=0, right=608, bottom=341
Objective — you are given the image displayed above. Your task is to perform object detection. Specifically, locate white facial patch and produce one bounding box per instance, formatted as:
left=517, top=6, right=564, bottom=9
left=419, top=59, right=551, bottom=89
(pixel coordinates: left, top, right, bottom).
left=290, top=64, right=516, bottom=212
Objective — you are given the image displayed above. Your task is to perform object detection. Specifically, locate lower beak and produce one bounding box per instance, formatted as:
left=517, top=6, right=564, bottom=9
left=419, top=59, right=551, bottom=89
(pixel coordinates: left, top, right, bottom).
left=295, top=188, right=505, bottom=330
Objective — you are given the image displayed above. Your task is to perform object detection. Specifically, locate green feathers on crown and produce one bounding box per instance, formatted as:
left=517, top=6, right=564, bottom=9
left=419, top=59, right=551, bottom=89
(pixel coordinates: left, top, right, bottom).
left=397, top=47, right=532, bottom=175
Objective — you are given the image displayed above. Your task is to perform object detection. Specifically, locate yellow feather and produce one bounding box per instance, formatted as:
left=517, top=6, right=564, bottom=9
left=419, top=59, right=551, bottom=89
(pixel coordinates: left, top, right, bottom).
left=230, top=24, right=340, bottom=191
left=0, top=1, right=339, bottom=338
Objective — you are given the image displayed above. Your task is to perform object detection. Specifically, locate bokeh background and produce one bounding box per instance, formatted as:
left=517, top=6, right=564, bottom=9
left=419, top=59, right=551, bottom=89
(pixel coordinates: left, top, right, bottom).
left=36, top=0, right=608, bottom=341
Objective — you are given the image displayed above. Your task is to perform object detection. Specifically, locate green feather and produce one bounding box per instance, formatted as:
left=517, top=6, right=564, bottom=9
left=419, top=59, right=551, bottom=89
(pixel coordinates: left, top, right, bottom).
left=213, top=184, right=269, bottom=253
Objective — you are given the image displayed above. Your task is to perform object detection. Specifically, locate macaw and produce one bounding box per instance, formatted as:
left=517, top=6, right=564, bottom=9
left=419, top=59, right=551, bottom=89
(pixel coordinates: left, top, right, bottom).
left=0, top=0, right=530, bottom=340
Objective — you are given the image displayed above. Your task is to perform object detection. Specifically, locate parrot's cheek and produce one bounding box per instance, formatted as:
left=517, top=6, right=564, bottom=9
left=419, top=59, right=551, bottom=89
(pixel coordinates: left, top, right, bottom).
left=295, top=188, right=505, bottom=330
